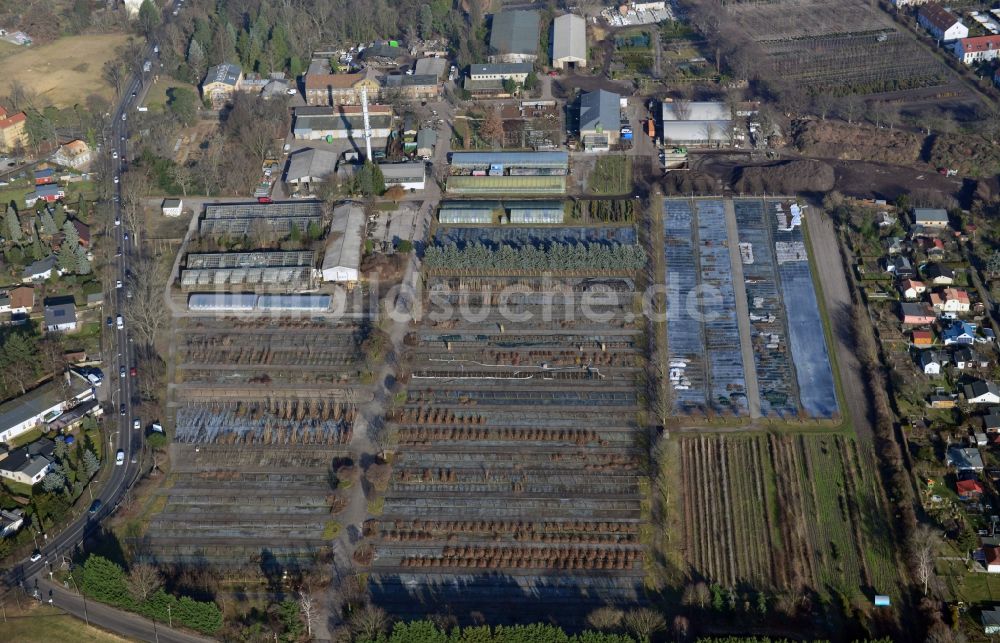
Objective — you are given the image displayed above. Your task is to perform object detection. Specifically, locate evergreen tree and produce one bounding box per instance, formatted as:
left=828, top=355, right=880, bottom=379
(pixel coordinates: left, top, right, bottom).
left=39, top=210, right=58, bottom=236
left=76, top=246, right=91, bottom=275
left=42, top=468, right=65, bottom=493
left=82, top=450, right=100, bottom=479
left=420, top=4, right=433, bottom=38
left=187, top=38, right=205, bottom=74
left=4, top=206, right=21, bottom=244
left=62, top=219, right=79, bottom=249
left=53, top=438, right=67, bottom=461
left=58, top=243, right=77, bottom=273
left=52, top=203, right=66, bottom=228
left=30, top=236, right=44, bottom=261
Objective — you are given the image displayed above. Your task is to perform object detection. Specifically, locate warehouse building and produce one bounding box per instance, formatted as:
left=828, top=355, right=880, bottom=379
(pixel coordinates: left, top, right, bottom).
left=489, top=10, right=541, bottom=63
left=579, top=89, right=621, bottom=152
left=292, top=105, right=393, bottom=141
left=285, top=148, right=340, bottom=194
left=180, top=251, right=317, bottom=291
left=438, top=200, right=565, bottom=224
left=199, top=201, right=324, bottom=236
left=379, top=162, right=426, bottom=191
left=660, top=101, right=733, bottom=147
left=414, top=57, right=448, bottom=80
left=553, top=14, right=587, bottom=69
left=321, top=204, right=365, bottom=283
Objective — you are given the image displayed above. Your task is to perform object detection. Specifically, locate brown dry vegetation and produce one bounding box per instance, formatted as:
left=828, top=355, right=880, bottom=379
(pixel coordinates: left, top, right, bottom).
left=792, top=119, right=923, bottom=166
left=733, top=159, right=835, bottom=194
left=929, top=132, right=1000, bottom=178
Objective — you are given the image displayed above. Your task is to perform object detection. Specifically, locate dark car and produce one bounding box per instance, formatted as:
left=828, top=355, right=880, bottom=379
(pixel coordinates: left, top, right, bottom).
left=106, top=317, right=113, bottom=327
left=88, top=499, right=102, bottom=514
left=119, top=403, right=126, bottom=415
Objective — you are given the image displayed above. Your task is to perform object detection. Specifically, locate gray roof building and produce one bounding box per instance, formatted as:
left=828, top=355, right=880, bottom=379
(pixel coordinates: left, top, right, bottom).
left=417, top=128, right=437, bottom=156
left=553, top=13, right=586, bottom=68
left=285, top=148, right=340, bottom=185
left=414, top=57, right=448, bottom=79
left=469, top=63, right=534, bottom=78
left=580, top=89, right=621, bottom=134
left=205, top=62, right=242, bottom=87
left=948, top=445, right=985, bottom=471
left=490, top=11, right=541, bottom=61
left=22, top=255, right=57, bottom=280
left=321, top=204, right=365, bottom=283
left=43, top=301, right=76, bottom=329
left=914, top=207, right=949, bottom=226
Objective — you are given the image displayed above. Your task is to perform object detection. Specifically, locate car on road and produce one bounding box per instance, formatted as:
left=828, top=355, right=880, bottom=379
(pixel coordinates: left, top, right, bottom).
left=114, top=175, right=119, bottom=184
left=286, top=88, right=297, bottom=95
left=29, top=550, right=41, bottom=562
left=106, top=316, right=113, bottom=327
left=115, top=246, right=122, bottom=256
left=88, top=499, right=102, bottom=514
left=121, top=113, right=126, bottom=121
left=119, top=403, right=126, bottom=415
left=116, top=450, right=125, bottom=466
left=114, top=215, right=120, bottom=225
left=123, top=232, right=129, bottom=241
left=112, top=151, right=118, bottom=159
left=133, top=418, right=140, bottom=430
left=131, top=91, right=137, bottom=98
left=116, top=279, right=122, bottom=289
left=129, top=366, right=137, bottom=377
left=119, top=365, right=126, bottom=378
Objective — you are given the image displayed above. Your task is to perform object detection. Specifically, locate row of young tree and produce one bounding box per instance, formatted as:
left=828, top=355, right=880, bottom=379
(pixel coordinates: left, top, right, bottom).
left=79, top=555, right=223, bottom=635
left=423, top=242, right=648, bottom=273
left=358, top=621, right=637, bottom=643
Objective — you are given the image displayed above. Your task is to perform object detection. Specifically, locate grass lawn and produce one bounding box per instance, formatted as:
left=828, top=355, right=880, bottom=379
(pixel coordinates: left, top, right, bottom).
left=587, top=155, right=632, bottom=195
left=2, top=604, right=129, bottom=642
left=143, top=79, right=200, bottom=111
left=0, top=34, right=130, bottom=107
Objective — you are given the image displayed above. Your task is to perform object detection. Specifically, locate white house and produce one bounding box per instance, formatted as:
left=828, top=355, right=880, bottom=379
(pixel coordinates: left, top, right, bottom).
left=161, top=198, right=183, bottom=217
left=965, top=380, right=1000, bottom=405
left=321, top=204, right=364, bottom=283
left=900, top=279, right=926, bottom=300
left=920, top=351, right=945, bottom=375
left=468, top=63, right=533, bottom=83
left=0, top=439, right=54, bottom=486
left=918, top=5, right=968, bottom=42
left=929, top=288, right=970, bottom=313
left=0, top=372, right=95, bottom=445
left=21, top=255, right=58, bottom=282
left=379, top=162, right=426, bottom=191
left=954, top=36, right=1000, bottom=64
left=914, top=207, right=949, bottom=228
left=43, top=301, right=77, bottom=332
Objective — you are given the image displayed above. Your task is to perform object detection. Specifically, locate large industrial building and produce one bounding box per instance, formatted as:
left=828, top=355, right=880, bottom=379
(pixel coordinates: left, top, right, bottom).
left=438, top=200, right=565, bottom=224
left=579, top=89, right=621, bottom=152
left=447, top=151, right=569, bottom=195
left=199, top=201, right=324, bottom=236
left=489, top=10, right=541, bottom=63
left=292, top=105, right=393, bottom=141
left=321, top=204, right=365, bottom=283
left=180, top=251, right=317, bottom=291
left=552, top=14, right=587, bottom=69
left=379, top=162, right=426, bottom=191
left=660, top=101, right=733, bottom=147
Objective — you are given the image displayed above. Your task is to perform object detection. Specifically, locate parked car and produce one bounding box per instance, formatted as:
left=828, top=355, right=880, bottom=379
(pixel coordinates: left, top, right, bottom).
left=29, top=550, right=41, bottom=562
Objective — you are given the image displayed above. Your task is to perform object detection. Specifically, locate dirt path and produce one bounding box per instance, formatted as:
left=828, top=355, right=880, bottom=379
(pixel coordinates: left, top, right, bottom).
left=723, top=198, right=762, bottom=418
left=803, top=207, right=874, bottom=443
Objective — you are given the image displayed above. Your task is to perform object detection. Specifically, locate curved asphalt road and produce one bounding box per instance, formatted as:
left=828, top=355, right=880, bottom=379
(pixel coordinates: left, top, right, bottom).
left=2, top=7, right=211, bottom=641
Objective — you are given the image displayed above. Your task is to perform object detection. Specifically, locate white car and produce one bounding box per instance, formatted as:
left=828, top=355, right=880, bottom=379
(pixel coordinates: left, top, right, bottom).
left=29, top=551, right=42, bottom=562
left=116, top=449, right=125, bottom=466
left=114, top=176, right=119, bottom=184
left=121, top=113, right=126, bottom=121
left=286, top=88, right=297, bottom=95
left=133, top=419, right=140, bottom=430
left=116, top=280, right=122, bottom=289
left=112, top=151, right=118, bottom=159
left=114, top=216, right=120, bottom=226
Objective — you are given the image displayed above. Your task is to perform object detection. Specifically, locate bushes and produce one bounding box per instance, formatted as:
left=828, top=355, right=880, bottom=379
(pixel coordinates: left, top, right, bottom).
left=79, top=555, right=222, bottom=634
left=359, top=620, right=637, bottom=642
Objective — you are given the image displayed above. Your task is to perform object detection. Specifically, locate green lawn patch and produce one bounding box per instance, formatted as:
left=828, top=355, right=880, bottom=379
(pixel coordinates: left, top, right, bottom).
left=322, top=520, right=342, bottom=539
left=587, top=155, right=632, bottom=196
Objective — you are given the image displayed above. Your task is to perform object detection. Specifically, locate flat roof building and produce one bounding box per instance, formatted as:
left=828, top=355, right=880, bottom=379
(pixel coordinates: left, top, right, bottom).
left=450, top=151, right=569, bottom=170
left=553, top=14, right=586, bottom=69
left=292, top=105, right=393, bottom=141
left=321, top=204, right=365, bottom=283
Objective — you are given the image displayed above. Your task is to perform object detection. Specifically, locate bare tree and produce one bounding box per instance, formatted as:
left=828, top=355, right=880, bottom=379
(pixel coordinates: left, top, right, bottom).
left=623, top=608, right=666, bottom=642
left=586, top=606, right=624, bottom=631
left=125, top=563, right=163, bottom=602
left=672, top=615, right=690, bottom=641
left=671, top=97, right=691, bottom=121
left=298, top=591, right=317, bottom=639
left=480, top=108, right=505, bottom=148
left=125, top=253, right=170, bottom=348
left=121, top=170, right=151, bottom=241
left=348, top=604, right=390, bottom=640
left=911, top=523, right=940, bottom=596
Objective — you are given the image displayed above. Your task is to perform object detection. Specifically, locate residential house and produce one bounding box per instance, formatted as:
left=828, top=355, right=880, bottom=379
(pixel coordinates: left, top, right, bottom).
left=923, top=263, right=955, bottom=285
left=0, top=508, right=23, bottom=537
left=966, top=380, right=1000, bottom=405
left=9, top=286, right=33, bottom=314
left=900, top=302, right=936, bottom=325
left=383, top=74, right=441, bottom=101
left=201, top=62, right=243, bottom=109
left=954, top=35, right=1000, bottom=64
left=925, top=237, right=946, bottom=259
left=983, top=606, right=1000, bottom=635
left=957, top=478, right=985, bottom=499
left=579, top=89, right=621, bottom=152
left=914, top=207, right=949, bottom=228
left=33, top=168, right=54, bottom=185
left=25, top=183, right=65, bottom=206
left=21, top=255, right=58, bottom=282
left=943, top=320, right=977, bottom=345
left=929, top=391, right=957, bottom=408
left=285, top=148, right=340, bottom=193
left=360, top=42, right=408, bottom=68
left=930, top=287, right=970, bottom=313
left=920, top=350, right=946, bottom=375
left=70, top=218, right=90, bottom=249
left=912, top=329, right=934, bottom=347
left=948, top=445, right=986, bottom=471
left=0, top=438, right=54, bottom=486
left=0, top=293, right=9, bottom=313
left=886, top=255, right=915, bottom=278
left=159, top=198, right=183, bottom=217
left=901, top=279, right=926, bottom=300
left=552, top=13, right=587, bottom=70
left=292, top=105, right=393, bottom=141
left=886, top=236, right=905, bottom=255
left=0, top=372, right=95, bottom=445
left=953, top=346, right=989, bottom=370
left=0, top=106, right=28, bottom=153
left=489, top=10, right=541, bottom=64
left=918, top=4, right=968, bottom=42
left=52, top=139, right=93, bottom=169
left=985, top=546, right=1000, bottom=573
left=416, top=128, right=437, bottom=159
left=983, top=409, right=1000, bottom=434
left=379, top=162, right=426, bottom=191
left=304, top=67, right=381, bottom=106
left=43, top=300, right=77, bottom=332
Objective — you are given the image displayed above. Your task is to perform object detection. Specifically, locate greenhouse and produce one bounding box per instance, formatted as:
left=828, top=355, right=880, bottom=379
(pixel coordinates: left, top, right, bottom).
left=449, top=151, right=569, bottom=171
left=439, top=201, right=499, bottom=224
left=447, top=175, right=566, bottom=195
left=507, top=201, right=564, bottom=224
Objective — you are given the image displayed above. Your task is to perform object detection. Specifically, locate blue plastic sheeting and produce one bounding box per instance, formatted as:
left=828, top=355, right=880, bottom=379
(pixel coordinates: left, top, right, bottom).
left=734, top=199, right=798, bottom=416
left=769, top=201, right=839, bottom=418
left=435, top=226, right=636, bottom=249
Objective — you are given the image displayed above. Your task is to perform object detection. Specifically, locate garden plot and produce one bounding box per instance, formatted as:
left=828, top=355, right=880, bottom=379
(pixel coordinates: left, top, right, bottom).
left=734, top=199, right=798, bottom=416
left=767, top=201, right=839, bottom=418
left=373, top=265, right=646, bottom=624
left=662, top=199, right=747, bottom=415
left=679, top=434, right=899, bottom=601
left=435, top=226, right=637, bottom=249
left=143, top=444, right=348, bottom=568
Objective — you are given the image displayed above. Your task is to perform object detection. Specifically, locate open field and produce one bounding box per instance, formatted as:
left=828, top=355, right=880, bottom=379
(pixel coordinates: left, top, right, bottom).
left=0, top=603, right=129, bottom=642
left=726, top=0, right=947, bottom=95
left=371, top=223, right=649, bottom=625
left=679, top=433, right=900, bottom=601
left=0, top=34, right=130, bottom=106
left=142, top=80, right=200, bottom=111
